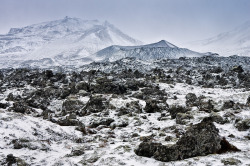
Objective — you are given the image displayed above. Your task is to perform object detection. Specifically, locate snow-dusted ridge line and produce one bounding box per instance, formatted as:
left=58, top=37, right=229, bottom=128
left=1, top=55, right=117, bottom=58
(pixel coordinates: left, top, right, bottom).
left=95, top=40, right=205, bottom=62
left=0, top=16, right=142, bottom=68
left=110, top=40, right=178, bottom=49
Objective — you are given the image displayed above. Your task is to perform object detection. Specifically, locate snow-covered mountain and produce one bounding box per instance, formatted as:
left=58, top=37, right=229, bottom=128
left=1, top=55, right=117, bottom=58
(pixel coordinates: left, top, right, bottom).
left=187, top=20, right=250, bottom=57
left=0, top=16, right=142, bottom=68
left=95, top=40, right=205, bottom=61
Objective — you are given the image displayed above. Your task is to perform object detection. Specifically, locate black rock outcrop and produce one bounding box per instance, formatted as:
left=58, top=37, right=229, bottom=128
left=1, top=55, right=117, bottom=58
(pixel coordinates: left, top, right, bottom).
left=135, top=117, right=240, bottom=162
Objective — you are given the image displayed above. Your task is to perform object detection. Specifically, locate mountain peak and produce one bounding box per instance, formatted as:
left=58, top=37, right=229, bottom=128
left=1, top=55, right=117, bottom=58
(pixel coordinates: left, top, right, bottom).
left=61, top=16, right=78, bottom=22
left=63, top=16, right=70, bottom=20
left=145, top=40, right=177, bottom=48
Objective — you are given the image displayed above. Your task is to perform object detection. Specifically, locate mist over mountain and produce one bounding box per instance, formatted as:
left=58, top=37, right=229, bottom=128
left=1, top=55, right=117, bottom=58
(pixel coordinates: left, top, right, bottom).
left=0, top=17, right=142, bottom=68
left=188, top=20, right=250, bottom=57
left=1, top=17, right=250, bottom=69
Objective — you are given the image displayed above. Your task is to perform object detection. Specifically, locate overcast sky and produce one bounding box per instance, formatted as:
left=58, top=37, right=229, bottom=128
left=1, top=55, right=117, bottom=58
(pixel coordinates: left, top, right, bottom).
left=1, top=0, right=250, bottom=45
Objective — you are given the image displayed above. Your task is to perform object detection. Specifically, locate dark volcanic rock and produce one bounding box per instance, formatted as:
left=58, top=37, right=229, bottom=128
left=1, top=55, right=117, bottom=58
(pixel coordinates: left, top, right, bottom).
left=134, top=142, right=162, bottom=157
left=91, top=77, right=127, bottom=94
left=0, top=102, right=9, bottom=109
left=235, top=119, right=250, bottom=131
left=89, top=118, right=114, bottom=128
left=210, top=112, right=226, bottom=124
left=172, top=118, right=221, bottom=159
left=210, top=67, right=223, bottom=73
left=83, top=96, right=109, bottom=114
left=5, top=154, right=27, bottom=166
left=198, top=99, right=215, bottom=113
left=185, top=93, right=198, bottom=107
left=68, top=147, right=85, bottom=157
left=144, top=100, right=161, bottom=113
left=247, top=96, right=250, bottom=106
left=76, top=81, right=90, bottom=91
left=223, top=100, right=235, bottom=109
left=221, top=158, right=242, bottom=165
left=168, top=105, right=190, bottom=119
left=135, top=117, right=240, bottom=162
left=6, top=154, right=16, bottom=165
left=176, top=113, right=193, bottom=124
left=154, top=145, right=180, bottom=162
left=217, top=137, right=240, bottom=154
left=11, top=139, right=41, bottom=151
left=9, top=102, right=34, bottom=114
left=25, top=95, right=50, bottom=110
left=57, top=114, right=84, bottom=127
left=232, top=65, right=244, bottom=73
left=61, top=98, right=85, bottom=116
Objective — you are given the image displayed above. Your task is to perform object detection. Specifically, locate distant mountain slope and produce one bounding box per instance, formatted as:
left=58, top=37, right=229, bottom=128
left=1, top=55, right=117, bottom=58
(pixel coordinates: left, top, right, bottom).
left=95, top=40, right=205, bottom=61
left=188, top=20, right=250, bottom=57
left=0, top=16, right=142, bottom=68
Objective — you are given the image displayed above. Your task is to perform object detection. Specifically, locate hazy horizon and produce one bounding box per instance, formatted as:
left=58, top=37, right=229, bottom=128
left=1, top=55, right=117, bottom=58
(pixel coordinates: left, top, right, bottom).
left=1, top=0, right=250, bottom=46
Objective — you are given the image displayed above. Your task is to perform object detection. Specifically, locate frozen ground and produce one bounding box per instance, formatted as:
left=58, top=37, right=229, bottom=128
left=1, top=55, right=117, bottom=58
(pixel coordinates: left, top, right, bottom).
left=0, top=82, right=249, bottom=166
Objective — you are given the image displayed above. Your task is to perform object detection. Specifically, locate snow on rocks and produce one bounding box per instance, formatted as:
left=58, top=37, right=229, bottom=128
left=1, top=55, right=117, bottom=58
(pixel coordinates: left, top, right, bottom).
left=0, top=56, right=250, bottom=165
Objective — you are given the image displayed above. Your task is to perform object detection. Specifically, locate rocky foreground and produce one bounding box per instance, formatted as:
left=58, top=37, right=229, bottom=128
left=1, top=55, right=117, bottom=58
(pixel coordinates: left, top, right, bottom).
left=0, top=55, right=249, bottom=165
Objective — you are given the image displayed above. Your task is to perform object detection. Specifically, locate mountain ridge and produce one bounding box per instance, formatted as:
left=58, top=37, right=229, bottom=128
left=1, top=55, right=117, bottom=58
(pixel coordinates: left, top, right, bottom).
left=95, top=40, right=205, bottom=62
left=0, top=17, right=142, bottom=68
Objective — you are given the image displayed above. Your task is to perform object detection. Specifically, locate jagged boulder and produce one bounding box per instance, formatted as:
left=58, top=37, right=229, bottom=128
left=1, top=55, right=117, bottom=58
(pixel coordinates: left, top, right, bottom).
left=11, top=138, right=48, bottom=151
left=185, top=93, right=198, bottom=107
left=153, top=145, right=180, bottom=162
left=141, top=87, right=166, bottom=99
left=223, top=100, right=235, bottom=109
left=61, top=98, right=85, bottom=116
left=6, top=154, right=16, bottom=165
left=25, top=95, right=50, bottom=110
left=221, top=158, right=241, bottom=165
left=172, top=118, right=221, bottom=159
left=9, top=102, right=34, bottom=114
left=5, top=154, right=28, bottom=166
left=198, top=99, right=215, bottom=113
left=210, top=67, right=223, bottom=73
left=91, top=77, right=127, bottom=94
left=44, top=70, right=54, bottom=79
left=176, top=112, right=194, bottom=125
left=57, top=114, right=84, bottom=126
left=67, top=146, right=85, bottom=157
left=89, top=118, right=114, bottom=128
left=0, top=71, right=4, bottom=79
left=144, top=100, right=161, bottom=113
left=0, top=102, right=9, bottom=109
left=83, top=96, right=109, bottom=114
left=135, top=117, right=240, bottom=162
left=246, top=96, right=250, bottom=106
left=134, top=142, right=162, bottom=157
left=125, top=80, right=140, bottom=91
left=235, top=119, right=250, bottom=131
left=76, top=81, right=90, bottom=91
left=210, top=112, right=227, bottom=124
left=168, top=105, right=190, bottom=119
left=126, top=101, right=143, bottom=113
left=116, top=100, right=142, bottom=116
left=232, top=66, right=244, bottom=73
